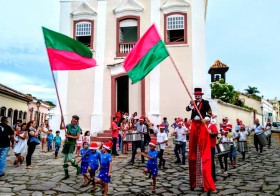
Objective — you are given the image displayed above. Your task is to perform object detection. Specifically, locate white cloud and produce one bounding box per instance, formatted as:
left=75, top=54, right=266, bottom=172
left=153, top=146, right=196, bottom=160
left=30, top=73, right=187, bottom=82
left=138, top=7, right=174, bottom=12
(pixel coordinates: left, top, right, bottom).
left=0, top=71, right=56, bottom=101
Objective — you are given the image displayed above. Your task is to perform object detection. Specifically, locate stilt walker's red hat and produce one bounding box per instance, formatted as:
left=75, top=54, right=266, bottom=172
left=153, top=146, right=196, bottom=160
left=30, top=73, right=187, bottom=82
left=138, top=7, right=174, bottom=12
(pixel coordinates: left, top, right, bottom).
left=193, top=88, right=204, bottom=95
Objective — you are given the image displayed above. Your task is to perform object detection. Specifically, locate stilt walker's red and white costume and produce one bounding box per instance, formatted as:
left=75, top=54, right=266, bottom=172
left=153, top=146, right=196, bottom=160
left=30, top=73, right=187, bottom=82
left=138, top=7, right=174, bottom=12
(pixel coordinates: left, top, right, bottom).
left=186, top=88, right=216, bottom=192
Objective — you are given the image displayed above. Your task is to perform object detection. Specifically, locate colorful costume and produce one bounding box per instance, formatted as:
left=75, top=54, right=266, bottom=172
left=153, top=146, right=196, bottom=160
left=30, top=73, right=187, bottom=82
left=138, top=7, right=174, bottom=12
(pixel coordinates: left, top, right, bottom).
left=88, top=149, right=101, bottom=178
left=186, top=88, right=216, bottom=192
left=80, top=147, right=89, bottom=174
left=145, top=149, right=158, bottom=177
left=61, top=122, right=81, bottom=180
left=98, top=151, right=112, bottom=183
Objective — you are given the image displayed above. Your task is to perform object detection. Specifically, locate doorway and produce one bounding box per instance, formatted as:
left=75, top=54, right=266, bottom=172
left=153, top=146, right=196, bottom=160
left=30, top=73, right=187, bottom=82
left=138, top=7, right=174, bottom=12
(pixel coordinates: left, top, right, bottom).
left=116, top=76, right=129, bottom=114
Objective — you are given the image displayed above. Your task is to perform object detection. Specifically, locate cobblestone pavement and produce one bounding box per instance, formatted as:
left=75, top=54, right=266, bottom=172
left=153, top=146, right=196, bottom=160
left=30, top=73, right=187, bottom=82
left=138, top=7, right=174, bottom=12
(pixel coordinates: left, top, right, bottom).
left=0, top=135, right=280, bottom=196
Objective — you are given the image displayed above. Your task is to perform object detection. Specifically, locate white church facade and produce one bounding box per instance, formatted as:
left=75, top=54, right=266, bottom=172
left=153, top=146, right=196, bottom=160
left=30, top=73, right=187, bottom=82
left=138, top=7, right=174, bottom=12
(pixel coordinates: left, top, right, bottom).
left=55, top=0, right=209, bottom=135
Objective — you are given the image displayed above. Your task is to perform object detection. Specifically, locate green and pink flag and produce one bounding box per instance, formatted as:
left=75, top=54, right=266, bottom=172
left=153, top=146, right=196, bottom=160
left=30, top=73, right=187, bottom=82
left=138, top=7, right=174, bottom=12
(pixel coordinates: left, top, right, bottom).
left=42, top=27, right=96, bottom=71
left=123, top=24, right=169, bottom=84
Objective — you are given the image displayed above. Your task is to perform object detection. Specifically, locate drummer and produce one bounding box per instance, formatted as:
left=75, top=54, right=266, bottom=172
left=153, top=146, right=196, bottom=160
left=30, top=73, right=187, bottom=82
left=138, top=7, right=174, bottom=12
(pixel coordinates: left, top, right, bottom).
left=251, top=119, right=264, bottom=154
left=227, top=124, right=238, bottom=168
left=217, top=131, right=230, bottom=175
left=127, top=116, right=148, bottom=166
left=239, top=125, right=248, bottom=161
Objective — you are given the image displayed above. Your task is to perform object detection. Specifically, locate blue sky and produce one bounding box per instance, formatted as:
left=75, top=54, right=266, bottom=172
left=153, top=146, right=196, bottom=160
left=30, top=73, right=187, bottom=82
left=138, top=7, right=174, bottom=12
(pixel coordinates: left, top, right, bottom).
left=206, top=0, right=280, bottom=100
left=0, top=0, right=279, bottom=103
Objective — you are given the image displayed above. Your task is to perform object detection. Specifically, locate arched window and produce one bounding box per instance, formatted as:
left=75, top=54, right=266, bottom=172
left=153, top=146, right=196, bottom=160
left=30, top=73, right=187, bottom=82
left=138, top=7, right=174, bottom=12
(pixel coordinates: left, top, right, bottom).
left=13, top=110, right=18, bottom=125
left=116, top=16, right=140, bottom=57
left=74, top=20, right=94, bottom=49
left=0, top=107, right=6, bottom=117
left=23, top=112, right=27, bottom=121
left=19, top=111, right=23, bottom=119
left=8, top=108, right=13, bottom=118
left=164, top=13, right=187, bottom=44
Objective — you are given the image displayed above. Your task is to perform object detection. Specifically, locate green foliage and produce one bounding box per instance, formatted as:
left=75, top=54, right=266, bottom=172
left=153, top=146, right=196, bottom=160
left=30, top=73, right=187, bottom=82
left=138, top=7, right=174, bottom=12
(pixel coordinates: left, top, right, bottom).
left=210, top=79, right=237, bottom=103
left=46, top=101, right=56, bottom=107
left=210, top=79, right=246, bottom=107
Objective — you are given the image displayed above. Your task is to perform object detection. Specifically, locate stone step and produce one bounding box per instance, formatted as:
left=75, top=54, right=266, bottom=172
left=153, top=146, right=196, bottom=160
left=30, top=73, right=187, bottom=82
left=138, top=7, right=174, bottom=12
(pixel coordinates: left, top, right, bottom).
left=91, top=136, right=112, bottom=143
left=97, top=133, right=112, bottom=137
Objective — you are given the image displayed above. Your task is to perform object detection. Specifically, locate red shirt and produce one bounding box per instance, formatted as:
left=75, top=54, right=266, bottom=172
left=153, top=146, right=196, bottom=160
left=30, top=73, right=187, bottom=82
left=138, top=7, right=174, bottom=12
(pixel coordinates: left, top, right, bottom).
left=208, top=123, right=218, bottom=147
left=111, top=122, right=119, bottom=138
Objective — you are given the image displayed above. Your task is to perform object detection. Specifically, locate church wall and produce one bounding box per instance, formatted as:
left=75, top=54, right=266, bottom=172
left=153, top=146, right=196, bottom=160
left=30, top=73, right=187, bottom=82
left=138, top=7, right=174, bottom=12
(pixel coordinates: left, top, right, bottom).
left=67, top=69, right=95, bottom=131
left=159, top=47, right=192, bottom=122
left=59, top=0, right=209, bottom=131
left=158, top=0, right=193, bottom=121
left=210, top=99, right=255, bottom=128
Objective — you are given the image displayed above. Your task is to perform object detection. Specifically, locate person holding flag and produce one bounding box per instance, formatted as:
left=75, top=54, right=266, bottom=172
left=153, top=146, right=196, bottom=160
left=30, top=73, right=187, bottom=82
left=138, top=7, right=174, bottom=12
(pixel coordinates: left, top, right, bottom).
left=60, top=115, right=82, bottom=180
left=186, top=88, right=216, bottom=193
left=42, top=27, right=97, bottom=180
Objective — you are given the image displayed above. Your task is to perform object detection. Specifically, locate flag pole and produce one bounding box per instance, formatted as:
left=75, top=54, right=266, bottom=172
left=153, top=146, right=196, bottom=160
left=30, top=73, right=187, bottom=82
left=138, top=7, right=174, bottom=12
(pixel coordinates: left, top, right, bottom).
left=168, top=55, right=204, bottom=120
left=50, top=70, right=66, bottom=129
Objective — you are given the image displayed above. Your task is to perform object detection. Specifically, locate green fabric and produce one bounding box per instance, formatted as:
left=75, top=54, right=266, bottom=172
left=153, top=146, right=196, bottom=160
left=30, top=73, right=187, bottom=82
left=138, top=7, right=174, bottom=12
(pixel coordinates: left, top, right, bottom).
left=42, top=27, right=92, bottom=58
left=62, top=143, right=76, bottom=155
left=71, top=160, right=81, bottom=175
left=127, top=40, right=169, bottom=84
left=63, top=153, right=73, bottom=163
left=66, top=124, right=81, bottom=142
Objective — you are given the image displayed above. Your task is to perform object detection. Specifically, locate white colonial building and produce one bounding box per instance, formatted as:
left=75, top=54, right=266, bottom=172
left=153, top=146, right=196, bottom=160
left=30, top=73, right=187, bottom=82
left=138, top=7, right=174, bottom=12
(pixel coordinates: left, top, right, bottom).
left=55, top=0, right=209, bottom=135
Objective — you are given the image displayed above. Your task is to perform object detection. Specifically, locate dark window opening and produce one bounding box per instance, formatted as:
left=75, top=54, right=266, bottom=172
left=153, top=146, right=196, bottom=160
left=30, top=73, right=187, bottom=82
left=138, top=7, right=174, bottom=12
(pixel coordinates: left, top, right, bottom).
left=76, top=36, right=91, bottom=47
left=120, top=26, right=137, bottom=42
left=167, top=29, right=184, bottom=42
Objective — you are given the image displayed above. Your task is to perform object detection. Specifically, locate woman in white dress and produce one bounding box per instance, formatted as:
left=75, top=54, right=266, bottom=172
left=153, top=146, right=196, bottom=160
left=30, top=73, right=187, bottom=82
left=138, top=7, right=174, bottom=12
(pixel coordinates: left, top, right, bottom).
left=40, top=120, right=50, bottom=152
left=14, top=123, right=27, bottom=167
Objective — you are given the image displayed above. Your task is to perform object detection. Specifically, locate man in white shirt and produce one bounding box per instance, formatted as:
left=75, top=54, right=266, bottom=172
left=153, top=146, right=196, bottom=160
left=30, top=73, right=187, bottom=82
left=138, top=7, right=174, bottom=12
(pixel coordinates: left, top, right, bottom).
left=128, top=116, right=147, bottom=165
left=156, top=124, right=168, bottom=169
left=172, top=121, right=188, bottom=165
left=251, top=119, right=264, bottom=154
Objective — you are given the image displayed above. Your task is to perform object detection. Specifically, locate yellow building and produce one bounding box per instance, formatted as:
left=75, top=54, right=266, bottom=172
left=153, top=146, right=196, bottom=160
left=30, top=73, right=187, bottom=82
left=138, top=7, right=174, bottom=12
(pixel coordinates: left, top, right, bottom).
left=0, top=84, right=32, bottom=126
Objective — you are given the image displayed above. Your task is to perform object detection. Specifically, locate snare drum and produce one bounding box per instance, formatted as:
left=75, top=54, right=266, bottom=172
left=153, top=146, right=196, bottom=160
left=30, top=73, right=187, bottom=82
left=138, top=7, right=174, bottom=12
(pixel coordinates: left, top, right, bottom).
left=215, top=143, right=230, bottom=156
left=264, top=131, right=271, bottom=137
left=125, top=133, right=141, bottom=142
left=257, top=133, right=268, bottom=146
left=238, top=141, right=248, bottom=152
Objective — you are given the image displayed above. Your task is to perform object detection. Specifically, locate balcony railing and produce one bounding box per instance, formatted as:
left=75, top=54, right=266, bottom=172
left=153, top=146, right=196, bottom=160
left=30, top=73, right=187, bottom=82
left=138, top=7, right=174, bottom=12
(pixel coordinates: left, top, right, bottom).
left=117, top=42, right=136, bottom=56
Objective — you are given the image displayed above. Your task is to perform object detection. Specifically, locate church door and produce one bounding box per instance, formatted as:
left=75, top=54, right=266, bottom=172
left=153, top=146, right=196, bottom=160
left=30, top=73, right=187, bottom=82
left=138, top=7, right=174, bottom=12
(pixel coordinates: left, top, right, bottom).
left=116, top=76, right=129, bottom=114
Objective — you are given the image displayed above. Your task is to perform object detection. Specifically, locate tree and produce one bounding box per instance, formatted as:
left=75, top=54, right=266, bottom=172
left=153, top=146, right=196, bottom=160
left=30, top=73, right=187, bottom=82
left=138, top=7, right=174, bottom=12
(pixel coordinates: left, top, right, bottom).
left=46, top=101, right=56, bottom=107
left=244, top=86, right=260, bottom=96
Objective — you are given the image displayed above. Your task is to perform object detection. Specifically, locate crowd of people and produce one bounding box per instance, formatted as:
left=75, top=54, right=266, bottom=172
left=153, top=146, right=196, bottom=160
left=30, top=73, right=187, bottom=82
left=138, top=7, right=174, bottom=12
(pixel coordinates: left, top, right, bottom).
left=0, top=88, right=275, bottom=195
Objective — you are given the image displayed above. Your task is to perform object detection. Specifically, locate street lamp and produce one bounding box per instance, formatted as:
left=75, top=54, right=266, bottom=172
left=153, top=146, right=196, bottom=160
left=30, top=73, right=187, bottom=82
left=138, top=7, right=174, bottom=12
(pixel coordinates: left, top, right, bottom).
left=36, top=101, right=41, bottom=126
left=260, top=105, right=264, bottom=125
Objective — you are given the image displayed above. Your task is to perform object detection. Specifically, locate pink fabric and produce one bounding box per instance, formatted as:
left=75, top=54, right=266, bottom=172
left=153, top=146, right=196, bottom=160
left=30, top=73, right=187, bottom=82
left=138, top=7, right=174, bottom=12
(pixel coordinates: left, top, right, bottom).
left=123, top=24, right=161, bottom=72
left=47, top=48, right=96, bottom=70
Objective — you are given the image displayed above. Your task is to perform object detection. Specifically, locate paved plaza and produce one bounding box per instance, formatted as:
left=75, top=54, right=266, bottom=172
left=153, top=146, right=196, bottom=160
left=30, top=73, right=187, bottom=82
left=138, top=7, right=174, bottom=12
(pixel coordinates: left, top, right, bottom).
left=0, top=135, right=280, bottom=196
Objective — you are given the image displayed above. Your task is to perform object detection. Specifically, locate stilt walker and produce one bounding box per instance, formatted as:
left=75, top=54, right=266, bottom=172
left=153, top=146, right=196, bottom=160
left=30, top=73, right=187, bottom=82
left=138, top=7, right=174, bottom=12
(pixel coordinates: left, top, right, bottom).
left=186, top=88, right=216, bottom=192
